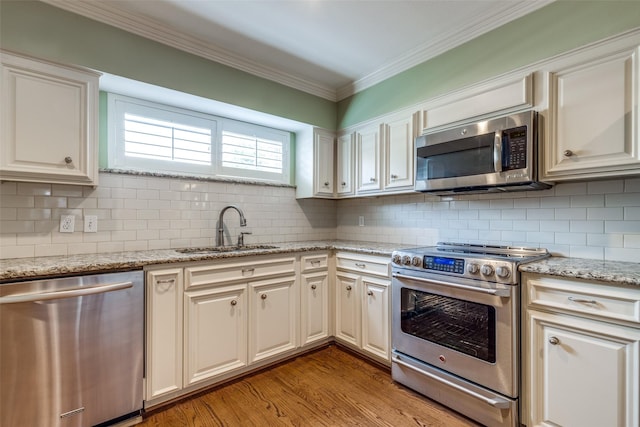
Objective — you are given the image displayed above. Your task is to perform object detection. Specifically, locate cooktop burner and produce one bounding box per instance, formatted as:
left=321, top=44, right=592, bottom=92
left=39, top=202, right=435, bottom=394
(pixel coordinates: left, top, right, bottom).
left=392, top=242, right=549, bottom=285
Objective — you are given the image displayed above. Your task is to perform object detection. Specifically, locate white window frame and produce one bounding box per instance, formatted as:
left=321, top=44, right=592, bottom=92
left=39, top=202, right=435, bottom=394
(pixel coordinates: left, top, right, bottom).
left=107, top=93, right=291, bottom=184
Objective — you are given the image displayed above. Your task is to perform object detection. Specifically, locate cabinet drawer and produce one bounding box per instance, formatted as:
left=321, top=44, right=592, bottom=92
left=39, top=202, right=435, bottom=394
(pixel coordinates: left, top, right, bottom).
left=185, top=256, right=296, bottom=289
left=336, top=252, right=390, bottom=278
left=301, top=253, right=328, bottom=272
left=526, top=275, right=640, bottom=326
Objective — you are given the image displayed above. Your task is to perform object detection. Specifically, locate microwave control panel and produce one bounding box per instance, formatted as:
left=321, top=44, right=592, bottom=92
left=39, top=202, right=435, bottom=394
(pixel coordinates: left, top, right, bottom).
left=502, top=125, right=527, bottom=171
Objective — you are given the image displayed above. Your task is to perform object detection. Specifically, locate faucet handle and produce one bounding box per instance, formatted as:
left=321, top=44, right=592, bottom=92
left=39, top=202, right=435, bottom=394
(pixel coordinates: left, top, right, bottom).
left=238, top=231, right=252, bottom=247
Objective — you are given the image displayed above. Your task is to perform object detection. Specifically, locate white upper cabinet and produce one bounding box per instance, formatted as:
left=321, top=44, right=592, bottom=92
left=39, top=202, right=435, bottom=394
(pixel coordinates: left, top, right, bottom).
left=541, top=36, right=640, bottom=181
left=313, top=128, right=335, bottom=197
left=0, top=50, right=100, bottom=186
left=356, top=123, right=382, bottom=193
left=336, top=133, right=354, bottom=196
left=383, top=112, right=418, bottom=191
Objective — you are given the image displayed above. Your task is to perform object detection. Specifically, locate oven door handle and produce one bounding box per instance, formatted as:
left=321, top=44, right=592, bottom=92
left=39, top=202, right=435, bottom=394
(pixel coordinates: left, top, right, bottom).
left=393, top=273, right=511, bottom=297
left=392, top=355, right=511, bottom=409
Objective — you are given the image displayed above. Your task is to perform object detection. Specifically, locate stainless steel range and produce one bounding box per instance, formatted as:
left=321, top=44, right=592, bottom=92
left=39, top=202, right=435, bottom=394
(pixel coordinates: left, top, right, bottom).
left=391, top=242, right=549, bottom=427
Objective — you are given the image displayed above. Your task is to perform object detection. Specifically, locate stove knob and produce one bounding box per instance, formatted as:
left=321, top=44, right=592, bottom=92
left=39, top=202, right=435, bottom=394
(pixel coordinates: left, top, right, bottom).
left=496, top=266, right=511, bottom=278
left=411, top=256, right=422, bottom=267
left=392, top=254, right=401, bottom=264
left=467, top=263, right=480, bottom=274
left=402, top=255, right=411, bottom=265
left=481, top=264, right=494, bottom=276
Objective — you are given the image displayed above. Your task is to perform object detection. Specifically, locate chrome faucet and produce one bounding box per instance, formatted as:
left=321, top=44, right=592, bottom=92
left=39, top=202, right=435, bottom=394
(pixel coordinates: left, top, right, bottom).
left=216, top=205, right=247, bottom=246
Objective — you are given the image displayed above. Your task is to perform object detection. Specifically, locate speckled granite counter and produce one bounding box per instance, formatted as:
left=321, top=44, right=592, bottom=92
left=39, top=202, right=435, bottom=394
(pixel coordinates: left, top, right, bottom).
left=520, top=257, right=640, bottom=287
left=0, top=240, right=411, bottom=282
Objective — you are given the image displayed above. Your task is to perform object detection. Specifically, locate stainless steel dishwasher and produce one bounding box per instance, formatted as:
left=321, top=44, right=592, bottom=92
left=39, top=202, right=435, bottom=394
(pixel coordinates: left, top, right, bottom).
left=0, top=271, right=144, bottom=427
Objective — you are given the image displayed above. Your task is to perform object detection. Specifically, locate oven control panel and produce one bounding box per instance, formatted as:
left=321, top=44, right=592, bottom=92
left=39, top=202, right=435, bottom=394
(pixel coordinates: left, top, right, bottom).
left=391, top=249, right=517, bottom=284
left=423, top=256, right=465, bottom=274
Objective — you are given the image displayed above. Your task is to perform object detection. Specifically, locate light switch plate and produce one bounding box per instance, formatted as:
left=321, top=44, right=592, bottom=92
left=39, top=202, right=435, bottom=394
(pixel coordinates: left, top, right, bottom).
left=60, top=215, right=75, bottom=233
left=84, top=215, right=98, bottom=233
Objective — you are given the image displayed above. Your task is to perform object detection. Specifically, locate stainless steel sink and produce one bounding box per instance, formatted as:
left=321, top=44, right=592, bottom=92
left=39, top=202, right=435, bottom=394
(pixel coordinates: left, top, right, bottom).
left=176, top=244, right=279, bottom=254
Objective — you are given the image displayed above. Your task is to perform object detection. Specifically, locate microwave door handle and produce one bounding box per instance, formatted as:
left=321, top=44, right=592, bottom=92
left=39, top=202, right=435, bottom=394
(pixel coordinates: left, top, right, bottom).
left=494, top=132, right=502, bottom=173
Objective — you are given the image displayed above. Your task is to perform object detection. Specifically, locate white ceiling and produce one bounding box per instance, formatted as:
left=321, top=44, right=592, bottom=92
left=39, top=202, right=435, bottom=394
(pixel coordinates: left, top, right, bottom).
left=44, top=0, right=553, bottom=101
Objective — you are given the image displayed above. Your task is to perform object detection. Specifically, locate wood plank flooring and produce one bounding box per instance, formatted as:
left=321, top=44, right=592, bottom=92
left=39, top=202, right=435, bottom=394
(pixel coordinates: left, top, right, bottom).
left=139, top=345, right=481, bottom=427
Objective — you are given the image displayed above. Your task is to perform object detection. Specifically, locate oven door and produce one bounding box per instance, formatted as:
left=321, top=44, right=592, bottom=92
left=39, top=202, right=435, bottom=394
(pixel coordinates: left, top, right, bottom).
left=391, top=270, right=519, bottom=398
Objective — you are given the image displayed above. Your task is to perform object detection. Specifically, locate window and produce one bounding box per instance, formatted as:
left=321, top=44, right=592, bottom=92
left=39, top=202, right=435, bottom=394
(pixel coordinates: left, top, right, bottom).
left=108, top=94, right=291, bottom=183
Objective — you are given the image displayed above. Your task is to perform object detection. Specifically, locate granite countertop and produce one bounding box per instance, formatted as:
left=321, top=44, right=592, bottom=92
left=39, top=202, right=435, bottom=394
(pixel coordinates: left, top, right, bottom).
left=520, top=257, right=640, bottom=287
left=0, top=240, right=409, bottom=282
left=2, top=241, right=639, bottom=287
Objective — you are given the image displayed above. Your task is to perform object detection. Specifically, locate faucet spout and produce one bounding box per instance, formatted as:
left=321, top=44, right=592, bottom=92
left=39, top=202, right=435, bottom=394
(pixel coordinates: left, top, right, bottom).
left=217, top=205, right=247, bottom=246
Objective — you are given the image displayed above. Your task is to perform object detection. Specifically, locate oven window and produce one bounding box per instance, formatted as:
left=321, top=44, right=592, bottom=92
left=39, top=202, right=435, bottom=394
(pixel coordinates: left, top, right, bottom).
left=400, top=288, right=496, bottom=363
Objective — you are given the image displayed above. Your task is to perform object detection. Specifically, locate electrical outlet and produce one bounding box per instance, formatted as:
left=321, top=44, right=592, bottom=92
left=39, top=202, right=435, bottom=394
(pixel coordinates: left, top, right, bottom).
left=60, top=215, right=75, bottom=233
left=84, top=215, right=98, bottom=233
left=358, top=216, right=365, bottom=227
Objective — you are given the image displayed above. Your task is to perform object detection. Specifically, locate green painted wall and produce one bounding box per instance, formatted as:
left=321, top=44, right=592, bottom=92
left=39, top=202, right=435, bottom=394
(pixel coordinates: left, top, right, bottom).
left=0, top=1, right=336, bottom=130
left=337, top=1, right=640, bottom=128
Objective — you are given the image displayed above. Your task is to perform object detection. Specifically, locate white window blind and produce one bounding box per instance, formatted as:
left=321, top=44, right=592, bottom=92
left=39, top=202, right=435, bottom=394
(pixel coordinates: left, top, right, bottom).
left=124, top=113, right=212, bottom=165
left=108, top=93, right=291, bottom=184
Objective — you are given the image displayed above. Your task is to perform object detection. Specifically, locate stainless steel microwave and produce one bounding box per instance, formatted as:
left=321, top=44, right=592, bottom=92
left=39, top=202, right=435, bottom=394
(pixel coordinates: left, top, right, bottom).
left=415, top=110, right=551, bottom=194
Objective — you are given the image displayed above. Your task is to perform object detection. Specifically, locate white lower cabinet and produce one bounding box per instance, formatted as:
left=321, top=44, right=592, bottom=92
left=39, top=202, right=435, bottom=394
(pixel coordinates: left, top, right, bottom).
left=184, top=283, right=247, bottom=387
left=523, top=273, right=640, bottom=427
left=249, top=275, right=298, bottom=363
left=335, top=252, right=391, bottom=364
left=145, top=268, right=184, bottom=403
left=300, top=253, right=330, bottom=346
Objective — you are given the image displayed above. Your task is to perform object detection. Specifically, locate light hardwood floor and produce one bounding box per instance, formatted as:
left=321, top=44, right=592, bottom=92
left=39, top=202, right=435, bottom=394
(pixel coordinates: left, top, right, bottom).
left=139, top=345, right=480, bottom=426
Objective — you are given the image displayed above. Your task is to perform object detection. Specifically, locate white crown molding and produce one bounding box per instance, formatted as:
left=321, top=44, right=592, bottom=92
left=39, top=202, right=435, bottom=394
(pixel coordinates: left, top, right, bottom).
left=336, top=0, right=554, bottom=100
left=40, top=0, right=552, bottom=102
left=40, top=0, right=339, bottom=101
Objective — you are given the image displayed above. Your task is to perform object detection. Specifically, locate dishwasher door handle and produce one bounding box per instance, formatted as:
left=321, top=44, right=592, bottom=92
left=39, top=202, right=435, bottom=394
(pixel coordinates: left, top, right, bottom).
left=0, top=281, right=133, bottom=304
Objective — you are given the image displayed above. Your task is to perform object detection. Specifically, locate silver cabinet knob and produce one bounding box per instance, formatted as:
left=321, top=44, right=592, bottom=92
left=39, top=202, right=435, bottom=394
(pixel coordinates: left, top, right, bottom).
left=64, top=156, right=73, bottom=164
left=346, top=285, right=352, bottom=291
left=367, top=290, right=373, bottom=296
left=311, top=284, right=317, bottom=290
left=230, top=300, right=237, bottom=306
left=564, top=150, right=574, bottom=157
left=261, top=294, right=267, bottom=300
left=324, top=181, right=330, bottom=186
left=341, top=182, right=347, bottom=186
left=391, top=174, right=398, bottom=179
left=549, top=336, right=560, bottom=345
left=369, top=177, right=376, bottom=182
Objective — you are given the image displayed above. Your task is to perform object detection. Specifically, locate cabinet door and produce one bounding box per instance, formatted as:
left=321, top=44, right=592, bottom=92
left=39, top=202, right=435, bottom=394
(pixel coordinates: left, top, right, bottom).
left=184, top=284, right=247, bottom=386
left=300, top=271, right=330, bottom=346
left=0, top=51, right=99, bottom=185
left=146, top=269, right=183, bottom=401
left=249, top=275, right=297, bottom=363
left=313, top=128, right=335, bottom=197
left=527, top=310, right=640, bottom=427
left=336, top=133, right=354, bottom=196
left=361, top=277, right=390, bottom=361
left=543, top=45, right=640, bottom=180
left=356, top=124, right=382, bottom=193
left=335, top=272, right=360, bottom=347
left=384, top=114, right=416, bottom=190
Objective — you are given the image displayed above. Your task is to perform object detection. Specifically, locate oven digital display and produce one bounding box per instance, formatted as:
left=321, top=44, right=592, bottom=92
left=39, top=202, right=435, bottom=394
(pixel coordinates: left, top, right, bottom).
left=423, top=256, right=465, bottom=273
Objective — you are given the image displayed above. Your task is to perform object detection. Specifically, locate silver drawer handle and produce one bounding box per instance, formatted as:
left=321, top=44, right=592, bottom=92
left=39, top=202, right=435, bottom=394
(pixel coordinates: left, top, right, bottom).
left=242, top=268, right=255, bottom=274
left=568, top=296, right=598, bottom=304
left=392, top=355, right=511, bottom=409
left=156, top=278, right=175, bottom=284
left=311, top=260, right=321, bottom=265
left=355, top=263, right=366, bottom=268
left=549, top=336, right=560, bottom=345
left=393, top=273, right=511, bottom=297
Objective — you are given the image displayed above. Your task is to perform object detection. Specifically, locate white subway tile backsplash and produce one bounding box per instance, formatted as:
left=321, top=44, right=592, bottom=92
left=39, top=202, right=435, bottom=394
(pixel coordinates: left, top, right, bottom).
left=1, top=173, right=640, bottom=262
